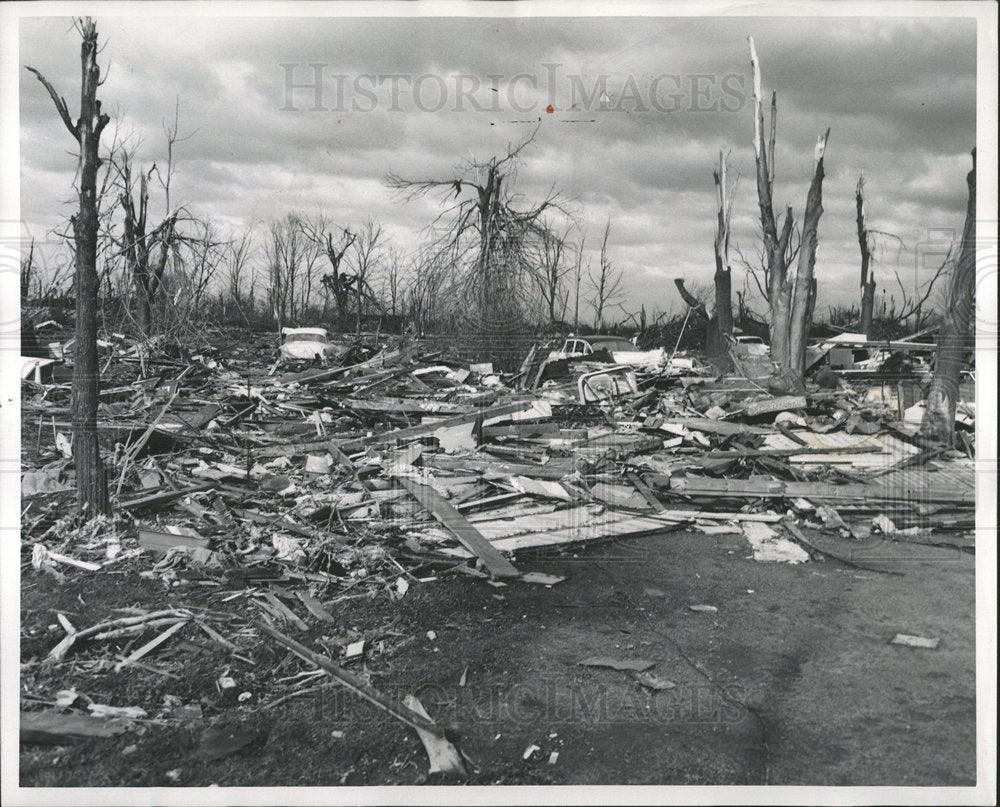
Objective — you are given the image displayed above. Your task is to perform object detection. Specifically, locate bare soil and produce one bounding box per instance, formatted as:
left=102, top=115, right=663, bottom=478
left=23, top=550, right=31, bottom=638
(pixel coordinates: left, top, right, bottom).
left=19, top=525, right=976, bottom=787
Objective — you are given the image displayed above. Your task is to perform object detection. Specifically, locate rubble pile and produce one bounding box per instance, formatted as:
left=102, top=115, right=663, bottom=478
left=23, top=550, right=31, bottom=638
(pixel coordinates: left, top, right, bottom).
left=19, top=326, right=976, bottom=774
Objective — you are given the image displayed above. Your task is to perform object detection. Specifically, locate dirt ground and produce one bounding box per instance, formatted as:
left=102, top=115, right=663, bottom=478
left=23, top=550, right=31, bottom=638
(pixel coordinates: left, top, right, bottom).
left=19, top=522, right=976, bottom=788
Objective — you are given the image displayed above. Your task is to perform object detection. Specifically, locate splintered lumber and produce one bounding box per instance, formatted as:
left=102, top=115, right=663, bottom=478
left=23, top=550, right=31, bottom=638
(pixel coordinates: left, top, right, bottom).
left=424, top=454, right=576, bottom=480
left=741, top=395, right=807, bottom=417
left=295, top=591, right=336, bottom=623
left=626, top=471, right=666, bottom=512
left=256, top=621, right=465, bottom=775
left=396, top=476, right=520, bottom=578
left=338, top=396, right=473, bottom=416
left=339, top=399, right=546, bottom=452
left=21, top=711, right=132, bottom=744
left=403, top=695, right=468, bottom=776
left=651, top=474, right=971, bottom=505
left=48, top=609, right=192, bottom=661
left=117, top=482, right=214, bottom=511
left=658, top=418, right=773, bottom=436
left=113, top=618, right=189, bottom=672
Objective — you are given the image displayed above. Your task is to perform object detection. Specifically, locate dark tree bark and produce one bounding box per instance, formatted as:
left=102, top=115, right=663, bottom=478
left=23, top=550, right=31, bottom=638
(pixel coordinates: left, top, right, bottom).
left=319, top=229, right=357, bottom=331
left=712, top=149, right=734, bottom=354
left=920, top=149, right=976, bottom=446
left=856, top=174, right=876, bottom=336
left=119, top=163, right=177, bottom=335
left=28, top=17, right=111, bottom=516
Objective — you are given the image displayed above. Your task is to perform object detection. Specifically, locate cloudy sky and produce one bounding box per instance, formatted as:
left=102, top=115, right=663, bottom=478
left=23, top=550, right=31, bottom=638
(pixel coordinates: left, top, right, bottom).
left=15, top=7, right=980, bottom=321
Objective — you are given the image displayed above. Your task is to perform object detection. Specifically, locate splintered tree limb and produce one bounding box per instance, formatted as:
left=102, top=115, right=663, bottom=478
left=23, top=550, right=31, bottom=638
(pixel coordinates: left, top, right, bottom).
left=673, top=278, right=705, bottom=312
left=25, top=67, right=79, bottom=141
left=255, top=620, right=461, bottom=750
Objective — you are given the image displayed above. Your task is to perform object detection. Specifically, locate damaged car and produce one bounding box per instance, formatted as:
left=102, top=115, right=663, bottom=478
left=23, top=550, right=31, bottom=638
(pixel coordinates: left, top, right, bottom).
left=279, top=327, right=344, bottom=363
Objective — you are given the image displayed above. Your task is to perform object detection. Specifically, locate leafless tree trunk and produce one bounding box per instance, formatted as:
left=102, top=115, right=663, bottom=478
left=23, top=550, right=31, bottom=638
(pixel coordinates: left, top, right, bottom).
left=749, top=36, right=830, bottom=392
left=572, top=236, right=586, bottom=332
left=300, top=218, right=356, bottom=330
left=710, top=150, right=736, bottom=356
left=534, top=224, right=570, bottom=326
left=28, top=17, right=111, bottom=516
left=588, top=218, right=624, bottom=332
left=348, top=218, right=385, bottom=334
left=117, top=160, right=177, bottom=335
left=20, top=238, right=35, bottom=301
left=856, top=174, right=876, bottom=336
left=920, top=149, right=976, bottom=446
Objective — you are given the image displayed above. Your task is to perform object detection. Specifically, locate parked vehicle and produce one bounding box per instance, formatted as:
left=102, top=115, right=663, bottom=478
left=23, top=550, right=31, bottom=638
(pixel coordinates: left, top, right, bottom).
left=548, top=335, right=666, bottom=369
left=279, top=327, right=343, bottom=362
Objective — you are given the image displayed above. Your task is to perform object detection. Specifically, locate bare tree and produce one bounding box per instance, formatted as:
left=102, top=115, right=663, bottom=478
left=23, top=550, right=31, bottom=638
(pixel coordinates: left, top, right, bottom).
left=347, top=218, right=387, bottom=333
left=381, top=246, right=405, bottom=320
left=266, top=214, right=321, bottom=329
left=920, top=149, right=976, bottom=446
left=176, top=218, right=225, bottom=314
left=387, top=130, right=565, bottom=337
left=711, top=149, right=737, bottom=353
left=222, top=226, right=256, bottom=321
left=571, top=235, right=587, bottom=332
left=27, top=17, right=111, bottom=516
left=855, top=173, right=876, bottom=335
left=115, top=156, right=179, bottom=335
left=533, top=222, right=572, bottom=326
left=588, top=218, right=624, bottom=332
left=300, top=217, right=356, bottom=330
left=749, top=36, right=831, bottom=392
left=20, top=238, right=35, bottom=301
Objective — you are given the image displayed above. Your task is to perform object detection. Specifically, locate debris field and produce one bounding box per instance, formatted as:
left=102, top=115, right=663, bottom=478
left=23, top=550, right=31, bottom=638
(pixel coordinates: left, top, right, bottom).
left=19, top=327, right=977, bottom=785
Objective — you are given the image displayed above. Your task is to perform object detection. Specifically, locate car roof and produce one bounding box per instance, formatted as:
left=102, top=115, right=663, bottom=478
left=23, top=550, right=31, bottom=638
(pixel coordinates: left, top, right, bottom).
left=282, top=327, right=329, bottom=337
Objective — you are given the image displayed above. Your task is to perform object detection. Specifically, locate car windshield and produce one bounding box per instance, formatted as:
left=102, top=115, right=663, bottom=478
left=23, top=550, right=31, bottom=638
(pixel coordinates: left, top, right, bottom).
left=590, top=338, right=635, bottom=352
left=284, top=333, right=328, bottom=343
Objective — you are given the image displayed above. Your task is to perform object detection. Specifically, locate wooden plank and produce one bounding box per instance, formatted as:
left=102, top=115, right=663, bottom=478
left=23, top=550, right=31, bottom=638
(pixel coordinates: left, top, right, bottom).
left=741, top=395, right=807, bottom=417
left=255, top=620, right=454, bottom=740
left=396, top=476, right=520, bottom=578
left=295, top=591, right=336, bottom=623
left=626, top=471, right=666, bottom=512
left=257, top=592, right=309, bottom=631
left=21, top=711, right=131, bottom=743
left=439, top=510, right=687, bottom=556
left=652, top=474, right=972, bottom=504
left=338, top=396, right=473, bottom=416
left=423, top=454, right=575, bottom=480
left=339, top=399, right=546, bottom=452
left=118, top=483, right=214, bottom=511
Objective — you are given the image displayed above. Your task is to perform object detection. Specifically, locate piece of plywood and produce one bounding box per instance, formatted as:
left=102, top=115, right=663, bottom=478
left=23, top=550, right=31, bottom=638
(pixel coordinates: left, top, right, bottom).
left=396, top=476, right=520, bottom=578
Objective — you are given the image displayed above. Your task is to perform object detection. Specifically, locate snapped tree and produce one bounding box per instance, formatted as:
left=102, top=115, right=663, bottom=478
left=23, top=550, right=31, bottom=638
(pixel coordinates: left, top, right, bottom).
left=27, top=17, right=110, bottom=516
left=748, top=36, right=830, bottom=393
left=919, top=149, right=976, bottom=447
left=709, top=149, right=737, bottom=356
left=855, top=173, right=876, bottom=336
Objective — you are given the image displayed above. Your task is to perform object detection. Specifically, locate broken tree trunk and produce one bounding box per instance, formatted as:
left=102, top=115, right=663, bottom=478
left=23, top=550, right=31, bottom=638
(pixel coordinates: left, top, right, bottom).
left=712, top=149, right=735, bottom=357
left=28, top=18, right=111, bottom=516
left=920, top=148, right=976, bottom=447
left=786, top=129, right=830, bottom=384
left=856, top=173, right=876, bottom=337
left=748, top=36, right=829, bottom=394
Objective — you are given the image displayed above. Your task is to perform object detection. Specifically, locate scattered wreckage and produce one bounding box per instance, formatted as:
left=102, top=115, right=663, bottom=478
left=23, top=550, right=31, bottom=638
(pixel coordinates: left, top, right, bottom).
left=19, top=323, right=976, bottom=777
